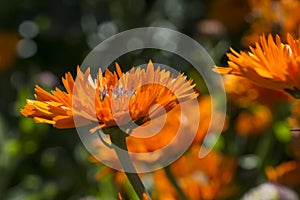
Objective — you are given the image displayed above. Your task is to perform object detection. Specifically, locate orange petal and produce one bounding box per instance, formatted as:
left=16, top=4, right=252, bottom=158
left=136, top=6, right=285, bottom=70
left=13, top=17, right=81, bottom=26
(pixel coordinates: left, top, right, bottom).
left=213, top=67, right=233, bottom=74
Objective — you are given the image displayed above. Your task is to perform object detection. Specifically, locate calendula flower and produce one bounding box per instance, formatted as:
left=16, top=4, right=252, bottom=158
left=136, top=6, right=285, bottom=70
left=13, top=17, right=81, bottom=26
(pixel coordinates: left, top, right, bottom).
left=100, top=145, right=237, bottom=200
left=235, top=105, right=272, bottom=137
left=214, top=34, right=300, bottom=99
left=151, top=146, right=238, bottom=200
left=90, top=95, right=227, bottom=167
left=21, top=61, right=197, bottom=133
left=266, top=161, right=300, bottom=188
left=243, top=0, right=300, bottom=45
left=126, top=95, right=225, bottom=153
left=223, top=76, right=290, bottom=107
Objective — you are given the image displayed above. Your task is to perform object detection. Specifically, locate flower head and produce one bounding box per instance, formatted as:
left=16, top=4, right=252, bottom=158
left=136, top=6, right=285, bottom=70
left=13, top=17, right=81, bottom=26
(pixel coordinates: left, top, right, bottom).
left=99, top=145, right=238, bottom=200
left=90, top=95, right=226, bottom=165
left=266, top=161, right=300, bottom=188
left=214, top=34, right=300, bottom=98
left=21, top=61, right=197, bottom=132
left=223, top=76, right=290, bottom=107
left=243, top=0, right=300, bottom=45
left=151, top=146, right=238, bottom=200
left=235, top=105, right=272, bottom=137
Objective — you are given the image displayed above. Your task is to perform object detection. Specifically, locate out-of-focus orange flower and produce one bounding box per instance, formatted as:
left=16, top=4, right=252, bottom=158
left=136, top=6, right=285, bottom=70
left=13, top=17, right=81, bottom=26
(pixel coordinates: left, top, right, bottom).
left=91, top=95, right=229, bottom=197
left=214, top=34, right=300, bottom=99
left=223, top=75, right=290, bottom=107
left=151, top=146, right=238, bottom=200
left=235, top=105, right=272, bottom=137
left=90, top=95, right=227, bottom=165
left=0, top=31, right=19, bottom=71
left=106, top=145, right=237, bottom=200
left=282, top=0, right=300, bottom=37
left=243, top=0, right=300, bottom=45
left=266, top=160, right=300, bottom=188
left=21, top=61, right=197, bottom=132
left=127, top=95, right=226, bottom=154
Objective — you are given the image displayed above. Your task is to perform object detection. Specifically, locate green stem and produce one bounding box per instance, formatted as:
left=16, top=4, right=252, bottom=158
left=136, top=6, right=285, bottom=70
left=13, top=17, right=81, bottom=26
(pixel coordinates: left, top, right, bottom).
left=107, top=127, right=151, bottom=200
left=164, top=165, right=189, bottom=200
left=255, top=129, right=274, bottom=181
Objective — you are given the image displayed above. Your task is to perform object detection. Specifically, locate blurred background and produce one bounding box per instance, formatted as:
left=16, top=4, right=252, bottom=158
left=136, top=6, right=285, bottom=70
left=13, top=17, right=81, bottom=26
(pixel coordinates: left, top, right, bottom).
left=1, top=0, right=300, bottom=199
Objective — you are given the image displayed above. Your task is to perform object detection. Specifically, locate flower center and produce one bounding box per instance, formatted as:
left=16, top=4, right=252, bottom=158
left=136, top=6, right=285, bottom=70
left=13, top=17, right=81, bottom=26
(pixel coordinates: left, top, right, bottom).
left=99, top=86, right=135, bottom=101
left=112, top=86, right=135, bottom=99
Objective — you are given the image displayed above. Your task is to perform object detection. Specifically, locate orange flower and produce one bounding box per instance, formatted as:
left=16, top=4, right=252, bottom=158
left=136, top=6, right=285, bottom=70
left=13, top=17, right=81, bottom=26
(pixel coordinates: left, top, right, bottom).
left=151, top=146, right=238, bottom=200
left=104, top=145, right=238, bottom=200
left=243, top=0, right=300, bottom=45
left=223, top=76, right=290, bottom=107
left=235, top=105, right=272, bottom=137
left=21, top=61, right=197, bottom=132
left=127, top=95, right=225, bottom=153
left=90, top=95, right=227, bottom=166
left=266, top=161, right=300, bottom=188
left=20, top=68, right=92, bottom=128
left=94, top=145, right=237, bottom=200
left=214, top=34, right=300, bottom=98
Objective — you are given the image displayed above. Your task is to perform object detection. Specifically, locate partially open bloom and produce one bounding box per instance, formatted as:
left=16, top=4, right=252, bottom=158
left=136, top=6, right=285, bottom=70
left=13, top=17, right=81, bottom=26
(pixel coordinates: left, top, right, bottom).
left=21, top=61, right=197, bottom=132
left=214, top=34, right=300, bottom=98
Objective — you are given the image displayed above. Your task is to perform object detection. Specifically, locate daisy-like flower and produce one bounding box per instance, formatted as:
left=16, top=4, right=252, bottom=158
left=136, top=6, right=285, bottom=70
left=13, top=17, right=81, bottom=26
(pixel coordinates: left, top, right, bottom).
left=151, top=145, right=237, bottom=200
left=21, top=60, right=197, bottom=133
left=213, top=34, right=300, bottom=99
left=242, top=0, right=300, bottom=46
